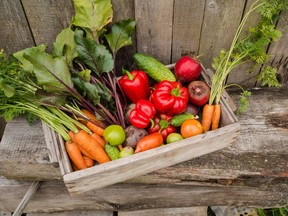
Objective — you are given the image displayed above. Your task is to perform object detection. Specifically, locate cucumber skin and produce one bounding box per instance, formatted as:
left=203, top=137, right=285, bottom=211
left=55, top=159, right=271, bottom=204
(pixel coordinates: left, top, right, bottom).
left=170, top=112, right=194, bottom=127
left=105, top=144, right=120, bottom=160
left=133, top=53, right=176, bottom=82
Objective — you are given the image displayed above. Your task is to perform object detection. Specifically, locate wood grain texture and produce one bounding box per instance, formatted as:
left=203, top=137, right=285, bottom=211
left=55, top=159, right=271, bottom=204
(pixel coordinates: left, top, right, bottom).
left=0, top=177, right=287, bottom=213
left=134, top=0, right=174, bottom=64
left=0, top=0, right=35, bottom=55
left=0, top=118, right=61, bottom=180
left=111, top=0, right=136, bottom=75
left=21, top=0, right=74, bottom=52
left=11, top=181, right=40, bottom=216
left=171, top=0, right=205, bottom=62
left=199, top=0, right=246, bottom=68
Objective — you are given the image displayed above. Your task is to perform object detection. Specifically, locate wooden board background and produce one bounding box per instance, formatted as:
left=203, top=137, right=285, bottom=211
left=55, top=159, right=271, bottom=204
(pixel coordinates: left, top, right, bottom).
left=0, top=0, right=287, bottom=86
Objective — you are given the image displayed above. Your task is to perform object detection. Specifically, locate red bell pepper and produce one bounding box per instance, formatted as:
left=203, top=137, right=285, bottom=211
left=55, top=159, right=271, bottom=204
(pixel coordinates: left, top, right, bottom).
left=151, top=80, right=189, bottom=116
left=148, top=115, right=176, bottom=141
left=129, top=99, right=156, bottom=128
left=118, top=70, right=150, bottom=103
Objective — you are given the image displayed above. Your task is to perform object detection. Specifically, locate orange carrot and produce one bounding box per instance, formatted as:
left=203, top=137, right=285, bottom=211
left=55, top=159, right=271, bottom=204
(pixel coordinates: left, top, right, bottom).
left=91, top=132, right=106, bottom=148
left=135, top=133, right=163, bottom=153
left=74, top=130, right=110, bottom=164
left=87, top=121, right=105, bottom=136
left=201, top=104, right=215, bottom=132
left=68, top=131, right=76, bottom=143
left=83, top=155, right=94, bottom=167
left=81, top=109, right=106, bottom=128
left=78, top=145, right=97, bottom=160
left=65, top=141, right=87, bottom=170
left=211, top=104, right=221, bottom=130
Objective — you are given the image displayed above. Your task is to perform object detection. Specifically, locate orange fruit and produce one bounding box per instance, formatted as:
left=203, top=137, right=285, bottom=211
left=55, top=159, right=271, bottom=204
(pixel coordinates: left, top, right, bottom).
left=180, top=119, right=203, bottom=138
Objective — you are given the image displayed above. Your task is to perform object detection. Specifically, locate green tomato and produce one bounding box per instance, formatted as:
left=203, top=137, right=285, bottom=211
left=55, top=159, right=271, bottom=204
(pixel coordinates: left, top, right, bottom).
left=119, top=146, right=134, bottom=158
left=166, top=132, right=184, bottom=144
left=103, top=125, right=126, bottom=146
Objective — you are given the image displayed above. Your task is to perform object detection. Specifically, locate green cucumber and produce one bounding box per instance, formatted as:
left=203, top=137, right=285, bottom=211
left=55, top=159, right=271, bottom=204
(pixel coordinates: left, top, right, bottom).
left=104, top=143, right=120, bottom=160
left=133, top=53, right=176, bottom=82
left=170, top=112, right=194, bottom=127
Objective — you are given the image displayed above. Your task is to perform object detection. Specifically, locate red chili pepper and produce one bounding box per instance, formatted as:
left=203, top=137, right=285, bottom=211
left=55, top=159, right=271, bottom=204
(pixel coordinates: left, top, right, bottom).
left=129, top=99, right=156, bottom=128
left=148, top=115, right=176, bottom=141
left=118, top=70, right=150, bottom=103
left=151, top=80, right=189, bottom=116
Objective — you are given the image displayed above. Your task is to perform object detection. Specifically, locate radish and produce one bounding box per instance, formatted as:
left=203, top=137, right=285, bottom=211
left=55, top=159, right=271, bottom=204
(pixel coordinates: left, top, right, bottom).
left=187, top=80, right=210, bottom=107
left=174, top=56, right=201, bottom=83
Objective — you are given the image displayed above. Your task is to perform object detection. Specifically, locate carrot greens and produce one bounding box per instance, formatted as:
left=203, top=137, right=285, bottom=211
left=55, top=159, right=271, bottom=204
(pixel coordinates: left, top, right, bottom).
left=210, top=0, right=288, bottom=113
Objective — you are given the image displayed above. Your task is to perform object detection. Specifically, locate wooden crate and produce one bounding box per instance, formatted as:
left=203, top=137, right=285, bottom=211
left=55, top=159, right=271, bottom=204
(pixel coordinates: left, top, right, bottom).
left=44, top=65, right=241, bottom=196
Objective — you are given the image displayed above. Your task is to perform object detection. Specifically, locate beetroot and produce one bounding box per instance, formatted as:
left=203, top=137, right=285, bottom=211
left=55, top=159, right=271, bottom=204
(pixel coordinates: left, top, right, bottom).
left=186, top=103, right=199, bottom=116
left=174, top=56, right=201, bottom=83
left=187, top=80, right=210, bottom=107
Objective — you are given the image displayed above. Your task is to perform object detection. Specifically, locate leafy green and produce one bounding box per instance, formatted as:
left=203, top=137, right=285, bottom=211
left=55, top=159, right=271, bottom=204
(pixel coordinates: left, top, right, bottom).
left=210, top=0, right=288, bottom=111
left=52, top=26, right=78, bottom=66
left=75, top=29, right=114, bottom=76
left=15, top=47, right=73, bottom=93
left=105, top=18, right=136, bottom=54
left=0, top=51, right=88, bottom=139
left=257, top=66, right=281, bottom=87
left=236, top=90, right=251, bottom=114
left=13, top=45, right=46, bottom=73
left=0, top=77, right=15, bottom=97
left=72, top=0, right=113, bottom=40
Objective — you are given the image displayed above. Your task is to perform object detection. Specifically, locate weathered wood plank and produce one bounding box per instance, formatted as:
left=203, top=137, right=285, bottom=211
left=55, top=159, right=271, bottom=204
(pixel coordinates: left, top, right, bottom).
left=0, top=0, right=35, bottom=55
left=171, top=0, right=206, bottom=62
left=27, top=210, right=113, bottom=216
left=0, top=177, right=286, bottom=213
left=21, top=0, right=74, bottom=52
left=118, top=207, right=208, bottom=216
left=111, top=0, right=136, bottom=75
left=0, top=118, right=61, bottom=180
left=134, top=0, right=174, bottom=64
left=199, top=0, right=246, bottom=68
left=12, top=181, right=40, bottom=216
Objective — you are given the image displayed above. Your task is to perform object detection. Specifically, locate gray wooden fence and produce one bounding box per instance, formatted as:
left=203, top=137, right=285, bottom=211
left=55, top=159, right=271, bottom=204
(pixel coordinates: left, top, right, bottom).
left=1, top=0, right=288, bottom=87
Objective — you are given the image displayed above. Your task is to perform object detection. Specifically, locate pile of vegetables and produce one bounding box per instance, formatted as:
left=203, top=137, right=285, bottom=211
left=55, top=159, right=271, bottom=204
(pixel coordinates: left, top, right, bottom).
left=0, top=0, right=286, bottom=171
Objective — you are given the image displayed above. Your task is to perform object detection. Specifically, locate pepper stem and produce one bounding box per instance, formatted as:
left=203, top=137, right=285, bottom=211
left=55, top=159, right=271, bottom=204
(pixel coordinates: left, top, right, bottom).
left=171, top=85, right=181, bottom=97
left=122, top=69, right=134, bottom=80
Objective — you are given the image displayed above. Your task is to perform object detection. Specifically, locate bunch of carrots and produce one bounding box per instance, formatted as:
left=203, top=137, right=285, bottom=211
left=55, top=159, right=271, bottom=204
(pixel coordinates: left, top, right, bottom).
left=65, top=109, right=112, bottom=171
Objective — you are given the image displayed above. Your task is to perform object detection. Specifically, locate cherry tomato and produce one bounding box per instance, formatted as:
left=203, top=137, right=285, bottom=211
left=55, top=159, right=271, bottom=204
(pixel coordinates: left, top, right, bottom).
left=180, top=119, right=203, bottom=138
